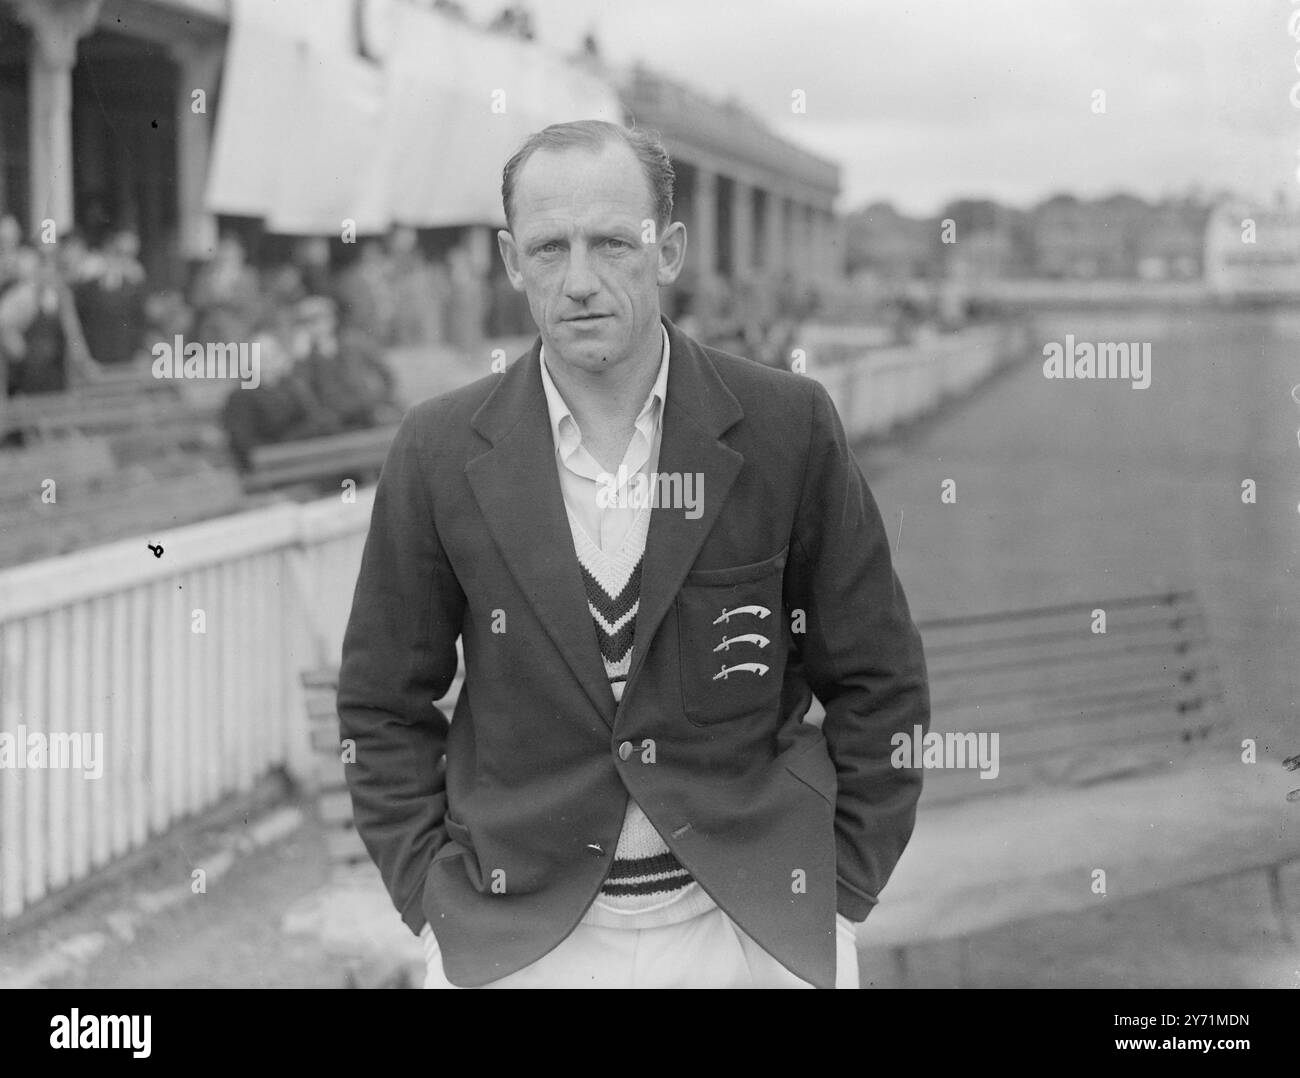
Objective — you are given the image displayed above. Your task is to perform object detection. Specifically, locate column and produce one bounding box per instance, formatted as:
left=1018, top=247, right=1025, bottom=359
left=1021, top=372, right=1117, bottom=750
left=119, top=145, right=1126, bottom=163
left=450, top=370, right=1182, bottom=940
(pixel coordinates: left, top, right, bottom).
left=764, top=191, right=785, bottom=280
left=692, top=166, right=717, bottom=285
left=808, top=208, right=823, bottom=282
left=730, top=179, right=754, bottom=280
left=171, top=38, right=224, bottom=260
left=809, top=208, right=829, bottom=282
left=801, top=204, right=817, bottom=281
left=15, top=0, right=102, bottom=237
left=785, top=201, right=803, bottom=280
left=823, top=210, right=843, bottom=281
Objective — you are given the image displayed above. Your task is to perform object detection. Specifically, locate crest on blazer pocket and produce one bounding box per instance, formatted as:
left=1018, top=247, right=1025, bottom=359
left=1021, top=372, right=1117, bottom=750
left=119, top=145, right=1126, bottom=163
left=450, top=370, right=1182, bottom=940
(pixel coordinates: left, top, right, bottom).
left=677, top=547, right=787, bottom=725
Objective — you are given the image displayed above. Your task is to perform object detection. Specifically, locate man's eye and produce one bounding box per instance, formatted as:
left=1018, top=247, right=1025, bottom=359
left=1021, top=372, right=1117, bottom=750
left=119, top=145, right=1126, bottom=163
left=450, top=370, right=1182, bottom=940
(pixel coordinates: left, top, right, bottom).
left=535, top=242, right=561, bottom=255
left=603, top=239, right=631, bottom=249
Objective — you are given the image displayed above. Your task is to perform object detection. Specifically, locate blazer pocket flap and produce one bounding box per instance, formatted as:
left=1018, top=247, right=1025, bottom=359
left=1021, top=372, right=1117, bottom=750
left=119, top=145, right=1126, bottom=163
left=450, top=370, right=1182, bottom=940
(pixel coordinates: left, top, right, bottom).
left=444, top=814, right=471, bottom=847
left=785, top=739, right=838, bottom=805
left=684, top=545, right=788, bottom=587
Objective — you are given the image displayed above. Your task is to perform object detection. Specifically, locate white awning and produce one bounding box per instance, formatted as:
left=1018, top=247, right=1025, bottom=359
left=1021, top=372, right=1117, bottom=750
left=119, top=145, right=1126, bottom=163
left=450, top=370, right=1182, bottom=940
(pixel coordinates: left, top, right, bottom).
left=206, top=0, right=624, bottom=233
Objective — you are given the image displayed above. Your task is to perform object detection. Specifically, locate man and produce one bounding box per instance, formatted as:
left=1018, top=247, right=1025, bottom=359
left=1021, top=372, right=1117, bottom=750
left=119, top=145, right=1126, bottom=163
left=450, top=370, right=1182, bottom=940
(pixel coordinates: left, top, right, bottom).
left=220, top=297, right=358, bottom=472
left=296, top=296, right=401, bottom=430
left=1, top=244, right=100, bottom=398
left=337, top=120, right=929, bottom=988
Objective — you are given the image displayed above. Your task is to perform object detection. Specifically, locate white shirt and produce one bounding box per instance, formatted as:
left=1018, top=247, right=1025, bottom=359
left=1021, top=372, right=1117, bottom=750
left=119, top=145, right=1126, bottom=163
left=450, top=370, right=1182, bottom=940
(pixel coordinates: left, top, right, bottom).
left=538, top=323, right=670, bottom=556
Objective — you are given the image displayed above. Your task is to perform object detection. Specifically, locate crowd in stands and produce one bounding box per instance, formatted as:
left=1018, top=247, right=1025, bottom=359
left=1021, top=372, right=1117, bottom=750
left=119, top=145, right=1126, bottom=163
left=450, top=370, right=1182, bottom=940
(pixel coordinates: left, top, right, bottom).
left=674, top=268, right=821, bottom=370
left=222, top=294, right=400, bottom=471
left=0, top=207, right=826, bottom=470
left=0, top=216, right=506, bottom=470
left=0, top=216, right=143, bottom=395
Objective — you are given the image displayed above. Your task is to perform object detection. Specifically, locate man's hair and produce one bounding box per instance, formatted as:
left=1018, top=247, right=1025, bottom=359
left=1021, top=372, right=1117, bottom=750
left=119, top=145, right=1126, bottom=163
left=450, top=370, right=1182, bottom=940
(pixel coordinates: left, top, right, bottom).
left=501, top=120, right=675, bottom=233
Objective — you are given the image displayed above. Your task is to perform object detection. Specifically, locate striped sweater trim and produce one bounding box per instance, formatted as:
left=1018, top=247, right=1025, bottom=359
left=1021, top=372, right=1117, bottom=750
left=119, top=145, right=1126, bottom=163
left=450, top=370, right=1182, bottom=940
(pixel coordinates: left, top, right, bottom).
left=604, top=851, right=693, bottom=888
left=564, top=499, right=697, bottom=912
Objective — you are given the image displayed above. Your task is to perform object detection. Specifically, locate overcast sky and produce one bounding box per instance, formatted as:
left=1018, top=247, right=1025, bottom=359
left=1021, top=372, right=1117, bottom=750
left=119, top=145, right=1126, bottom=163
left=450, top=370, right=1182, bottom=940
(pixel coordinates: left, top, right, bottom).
left=461, top=0, right=1291, bottom=215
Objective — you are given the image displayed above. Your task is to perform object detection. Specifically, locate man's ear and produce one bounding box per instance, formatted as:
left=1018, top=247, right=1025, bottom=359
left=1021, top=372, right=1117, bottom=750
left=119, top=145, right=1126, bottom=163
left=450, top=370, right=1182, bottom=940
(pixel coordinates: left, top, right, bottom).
left=497, top=229, right=525, bottom=292
left=656, top=221, right=687, bottom=287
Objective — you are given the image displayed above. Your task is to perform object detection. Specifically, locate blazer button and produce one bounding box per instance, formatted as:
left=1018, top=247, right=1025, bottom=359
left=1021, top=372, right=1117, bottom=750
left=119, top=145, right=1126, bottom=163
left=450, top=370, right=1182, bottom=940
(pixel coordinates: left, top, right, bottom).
left=617, top=740, right=633, bottom=761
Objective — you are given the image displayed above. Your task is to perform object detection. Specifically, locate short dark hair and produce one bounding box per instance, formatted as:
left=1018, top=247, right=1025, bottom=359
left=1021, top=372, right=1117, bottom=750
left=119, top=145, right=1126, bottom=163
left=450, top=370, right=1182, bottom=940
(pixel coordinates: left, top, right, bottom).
left=501, top=120, right=674, bottom=233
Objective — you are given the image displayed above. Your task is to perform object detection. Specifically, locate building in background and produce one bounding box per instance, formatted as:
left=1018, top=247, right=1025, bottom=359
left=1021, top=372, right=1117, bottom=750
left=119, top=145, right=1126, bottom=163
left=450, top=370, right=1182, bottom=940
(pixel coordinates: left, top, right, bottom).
left=0, top=0, right=846, bottom=349
left=1204, top=200, right=1300, bottom=301
left=615, top=62, right=842, bottom=325
left=0, top=0, right=227, bottom=283
left=1033, top=193, right=1150, bottom=279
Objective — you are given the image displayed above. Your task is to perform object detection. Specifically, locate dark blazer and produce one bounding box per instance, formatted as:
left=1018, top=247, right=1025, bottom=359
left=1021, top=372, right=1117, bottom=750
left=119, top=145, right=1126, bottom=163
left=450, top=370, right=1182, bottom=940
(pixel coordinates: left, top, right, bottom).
left=337, top=316, right=929, bottom=988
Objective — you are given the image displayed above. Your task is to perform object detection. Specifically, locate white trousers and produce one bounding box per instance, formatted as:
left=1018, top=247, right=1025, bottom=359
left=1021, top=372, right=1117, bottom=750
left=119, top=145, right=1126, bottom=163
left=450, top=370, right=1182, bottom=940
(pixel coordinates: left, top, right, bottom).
left=422, top=909, right=860, bottom=989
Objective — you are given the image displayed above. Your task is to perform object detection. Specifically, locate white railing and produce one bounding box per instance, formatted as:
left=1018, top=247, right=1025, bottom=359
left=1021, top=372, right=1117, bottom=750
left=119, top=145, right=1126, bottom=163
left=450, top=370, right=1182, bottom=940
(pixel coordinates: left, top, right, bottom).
left=0, top=321, right=1027, bottom=924
left=813, top=323, right=1025, bottom=441
left=0, top=490, right=376, bottom=922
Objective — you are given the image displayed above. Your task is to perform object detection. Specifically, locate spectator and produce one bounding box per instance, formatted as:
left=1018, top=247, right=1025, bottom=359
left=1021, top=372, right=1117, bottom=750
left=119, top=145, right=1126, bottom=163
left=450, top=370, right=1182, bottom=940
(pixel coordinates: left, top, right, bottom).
left=191, top=234, right=261, bottom=345
left=0, top=215, right=25, bottom=296
left=259, top=263, right=307, bottom=330
left=219, top=296, right=398, bottom=472
left=75, top=228, right=148, bottom=365
left=445, top=244, right=486, bottom=349
left=298, top=296, right=400, bottom=429
left=1, top=245, right=99, bottom=396
left=333, top=239, right=395, bottom=346
left=386, top=226, right=442, bottom=345
left=292, top=236, right=333, bottom=298
left=220, top=302, right=335, bottom=472
left=143, top=289, right=194, bottom=344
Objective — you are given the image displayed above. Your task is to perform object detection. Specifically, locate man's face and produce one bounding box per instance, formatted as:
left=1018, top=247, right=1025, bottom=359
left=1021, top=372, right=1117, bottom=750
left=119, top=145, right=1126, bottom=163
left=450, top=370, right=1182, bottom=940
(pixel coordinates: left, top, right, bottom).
left=498, top=140, right=685, bottom=375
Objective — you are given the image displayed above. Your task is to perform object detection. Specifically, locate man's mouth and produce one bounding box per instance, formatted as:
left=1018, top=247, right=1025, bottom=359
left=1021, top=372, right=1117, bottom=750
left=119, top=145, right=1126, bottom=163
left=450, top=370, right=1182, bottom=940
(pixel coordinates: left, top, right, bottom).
left=563, top=313, right=609, bottom=322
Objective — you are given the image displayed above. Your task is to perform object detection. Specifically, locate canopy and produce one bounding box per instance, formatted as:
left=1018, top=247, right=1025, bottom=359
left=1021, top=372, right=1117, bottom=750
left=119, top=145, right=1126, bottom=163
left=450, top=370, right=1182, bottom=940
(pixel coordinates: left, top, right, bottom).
left=206, top=0, right=625, bottom=233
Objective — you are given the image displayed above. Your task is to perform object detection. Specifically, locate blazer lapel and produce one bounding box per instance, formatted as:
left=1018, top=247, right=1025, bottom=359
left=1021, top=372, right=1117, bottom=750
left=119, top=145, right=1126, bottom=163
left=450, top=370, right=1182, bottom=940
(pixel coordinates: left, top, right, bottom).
left=620, top=318, right=745, bottom=704
left=466, top=342, right=617, bottom=727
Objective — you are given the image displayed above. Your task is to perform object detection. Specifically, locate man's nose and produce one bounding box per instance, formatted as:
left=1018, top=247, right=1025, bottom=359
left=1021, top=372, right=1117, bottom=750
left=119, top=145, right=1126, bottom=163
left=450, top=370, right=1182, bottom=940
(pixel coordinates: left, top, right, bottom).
left=561, top=247, right=599, bottom=304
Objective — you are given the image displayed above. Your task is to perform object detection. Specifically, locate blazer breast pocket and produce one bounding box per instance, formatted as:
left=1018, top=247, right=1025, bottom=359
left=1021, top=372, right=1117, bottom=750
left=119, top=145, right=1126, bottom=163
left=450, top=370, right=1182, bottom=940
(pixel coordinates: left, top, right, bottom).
left=676, top=546, right=788, bottom=726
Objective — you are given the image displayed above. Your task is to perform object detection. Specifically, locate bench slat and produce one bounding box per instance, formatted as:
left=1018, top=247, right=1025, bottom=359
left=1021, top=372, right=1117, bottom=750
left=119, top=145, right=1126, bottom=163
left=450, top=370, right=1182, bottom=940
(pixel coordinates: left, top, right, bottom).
left=925, top=635, right=1212, bottom=682
left=915, top=590, right=1196, bottom=631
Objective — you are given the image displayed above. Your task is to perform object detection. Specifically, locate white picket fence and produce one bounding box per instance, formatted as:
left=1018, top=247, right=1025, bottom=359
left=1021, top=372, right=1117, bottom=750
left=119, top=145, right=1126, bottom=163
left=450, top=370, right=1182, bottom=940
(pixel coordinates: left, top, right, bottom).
left=0, top=322, right=1027, bottom=924
left=0, top=492, right=375, bottom=922
left=813, top=322, right=1025, bottom=439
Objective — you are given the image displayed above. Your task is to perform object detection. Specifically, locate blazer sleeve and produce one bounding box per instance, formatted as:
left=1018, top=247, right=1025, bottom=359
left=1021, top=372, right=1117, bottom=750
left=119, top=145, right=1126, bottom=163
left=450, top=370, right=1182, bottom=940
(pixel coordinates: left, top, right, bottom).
left=787, top=378, right=931, bottom=922
left=337, top=405, right=466, bottom=934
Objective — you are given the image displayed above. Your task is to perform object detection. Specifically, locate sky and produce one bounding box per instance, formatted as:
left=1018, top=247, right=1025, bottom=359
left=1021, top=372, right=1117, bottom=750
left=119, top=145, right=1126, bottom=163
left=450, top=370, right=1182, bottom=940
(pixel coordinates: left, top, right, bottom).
left=459, top=0, right=1294, bottom=216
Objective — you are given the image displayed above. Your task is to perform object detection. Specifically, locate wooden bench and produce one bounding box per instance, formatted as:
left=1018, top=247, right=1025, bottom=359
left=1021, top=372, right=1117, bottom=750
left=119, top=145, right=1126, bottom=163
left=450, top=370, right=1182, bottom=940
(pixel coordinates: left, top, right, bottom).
left=915, top=590, right=1224, bottom=803
left=243, top=425, right=399, bottom=494
left=1, top=377, right=219, bottom=462
left=855, top=589, right=1300, bottom=983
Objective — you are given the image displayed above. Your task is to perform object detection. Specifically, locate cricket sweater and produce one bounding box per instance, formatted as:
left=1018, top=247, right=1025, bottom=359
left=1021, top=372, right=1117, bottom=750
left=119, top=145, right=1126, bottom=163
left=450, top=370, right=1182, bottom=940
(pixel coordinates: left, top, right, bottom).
left=538, top=332, right=717, bottom=931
